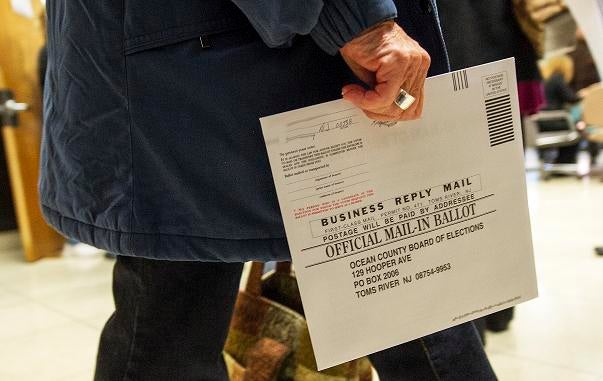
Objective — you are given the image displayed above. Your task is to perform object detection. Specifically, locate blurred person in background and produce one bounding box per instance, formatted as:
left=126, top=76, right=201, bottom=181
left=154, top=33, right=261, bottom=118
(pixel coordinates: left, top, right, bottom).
left=541, top=55, right=581, bottom=111
left=540, top=54, right=584, bottom=164
left=570, top=28, right=601, bottom=162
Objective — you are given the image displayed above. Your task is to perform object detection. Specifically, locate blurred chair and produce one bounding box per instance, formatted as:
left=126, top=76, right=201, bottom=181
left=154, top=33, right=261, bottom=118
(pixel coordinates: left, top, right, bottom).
left=582, top=85, right=603, bottom=177
left=583, top=85, right=603, bottom=132
left=527, top=110, right=581, bottom=179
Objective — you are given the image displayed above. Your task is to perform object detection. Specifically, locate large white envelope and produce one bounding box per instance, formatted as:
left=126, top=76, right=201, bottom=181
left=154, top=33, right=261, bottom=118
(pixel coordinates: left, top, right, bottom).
left=261, top=58, right=538, bottom=370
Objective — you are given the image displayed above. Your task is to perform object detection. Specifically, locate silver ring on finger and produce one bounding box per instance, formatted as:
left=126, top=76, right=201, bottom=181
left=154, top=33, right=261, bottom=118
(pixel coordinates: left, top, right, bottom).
left=394, top=88, right=416, bottom=111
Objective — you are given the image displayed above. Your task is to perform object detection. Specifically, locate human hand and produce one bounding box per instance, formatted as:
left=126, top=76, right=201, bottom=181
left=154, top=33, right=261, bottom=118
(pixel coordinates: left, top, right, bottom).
left=339, top=21, right=431, bottom=121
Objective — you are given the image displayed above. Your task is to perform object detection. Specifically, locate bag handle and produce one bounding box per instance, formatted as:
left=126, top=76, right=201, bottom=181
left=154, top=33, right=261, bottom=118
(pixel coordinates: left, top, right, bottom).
left=245, top=262, right=292, bottom=296
left=276, top=261, right=292, bottom=274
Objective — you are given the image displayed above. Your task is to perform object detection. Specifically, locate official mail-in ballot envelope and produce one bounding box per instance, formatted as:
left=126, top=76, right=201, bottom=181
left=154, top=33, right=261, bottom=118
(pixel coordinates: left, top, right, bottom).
left=260, top=58, right=538, bottom=370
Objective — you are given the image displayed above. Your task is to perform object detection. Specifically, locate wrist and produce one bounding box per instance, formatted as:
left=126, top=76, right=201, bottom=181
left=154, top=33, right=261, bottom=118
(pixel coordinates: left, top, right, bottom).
left=355, top=19, right=396, bottom=38
left=310, top=0, right=398, bottom=55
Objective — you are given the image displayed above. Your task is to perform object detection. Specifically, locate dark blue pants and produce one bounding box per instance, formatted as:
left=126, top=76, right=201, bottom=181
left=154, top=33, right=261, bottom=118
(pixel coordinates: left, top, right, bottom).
left=94, top=256, right=497, bottom=380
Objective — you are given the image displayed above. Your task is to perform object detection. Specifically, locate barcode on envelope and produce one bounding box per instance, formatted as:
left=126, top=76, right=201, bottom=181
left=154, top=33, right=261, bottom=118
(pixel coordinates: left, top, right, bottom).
left=485, top=94, right=514, bottom=147
left=452, top=70, right=468, bottom=92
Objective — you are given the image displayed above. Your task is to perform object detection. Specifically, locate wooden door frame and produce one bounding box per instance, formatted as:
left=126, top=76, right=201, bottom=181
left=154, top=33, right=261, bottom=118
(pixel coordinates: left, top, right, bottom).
left=0, top=3, right=64, bottom=261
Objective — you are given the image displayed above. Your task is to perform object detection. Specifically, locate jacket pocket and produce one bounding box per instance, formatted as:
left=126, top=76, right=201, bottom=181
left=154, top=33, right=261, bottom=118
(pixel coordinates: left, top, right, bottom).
left=124, top=16, right=249, bottom=55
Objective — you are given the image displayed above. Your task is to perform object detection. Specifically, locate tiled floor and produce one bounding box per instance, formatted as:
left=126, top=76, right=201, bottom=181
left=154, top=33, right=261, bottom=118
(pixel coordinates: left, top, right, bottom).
left=0, top=235, right=114, bottom=381
left=1, top=171, right=602, bottom=380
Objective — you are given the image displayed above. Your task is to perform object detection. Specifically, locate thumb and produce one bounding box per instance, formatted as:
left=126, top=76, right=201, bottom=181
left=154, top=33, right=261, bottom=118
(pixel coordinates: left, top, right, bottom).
left=341, top=84, right=366, bottom=106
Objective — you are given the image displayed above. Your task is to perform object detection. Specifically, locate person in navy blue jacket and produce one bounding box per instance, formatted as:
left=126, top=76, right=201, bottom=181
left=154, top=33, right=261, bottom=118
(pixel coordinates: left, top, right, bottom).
left=42, top=0, right=496, bottom=379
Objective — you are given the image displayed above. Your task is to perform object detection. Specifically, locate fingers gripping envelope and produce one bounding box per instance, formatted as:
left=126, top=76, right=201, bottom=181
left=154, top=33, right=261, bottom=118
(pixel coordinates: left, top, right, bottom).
left=260, top=58, right=538, bottom=370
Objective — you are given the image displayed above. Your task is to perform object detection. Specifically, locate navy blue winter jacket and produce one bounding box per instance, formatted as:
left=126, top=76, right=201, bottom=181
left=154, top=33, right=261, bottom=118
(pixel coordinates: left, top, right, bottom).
left=40, top=0, right=449, bottom=261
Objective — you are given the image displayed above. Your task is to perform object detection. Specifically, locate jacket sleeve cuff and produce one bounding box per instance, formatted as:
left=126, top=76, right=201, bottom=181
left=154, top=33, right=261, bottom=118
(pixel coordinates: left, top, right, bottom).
left=310, top=0, right=398, bottom=55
